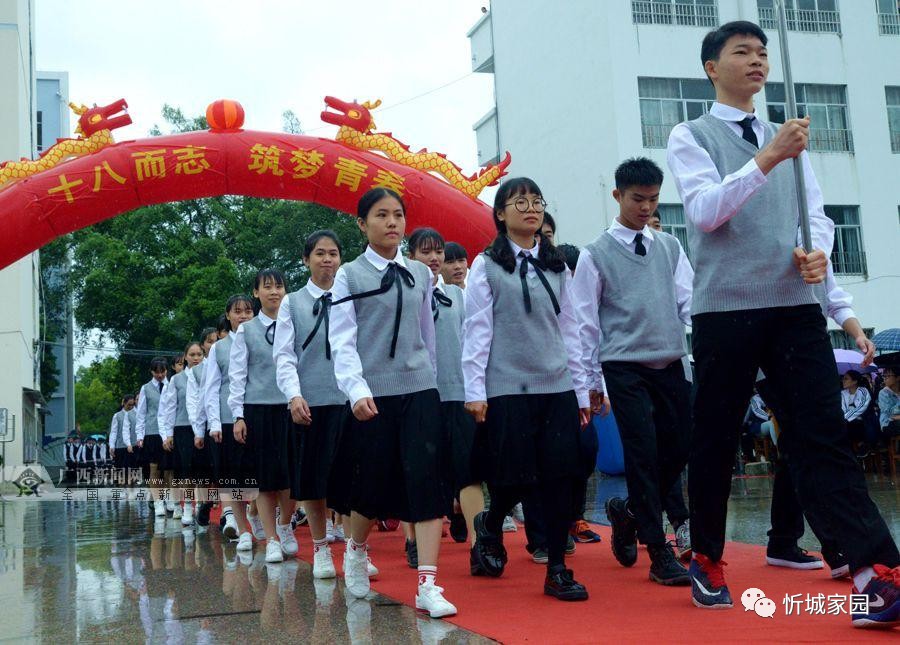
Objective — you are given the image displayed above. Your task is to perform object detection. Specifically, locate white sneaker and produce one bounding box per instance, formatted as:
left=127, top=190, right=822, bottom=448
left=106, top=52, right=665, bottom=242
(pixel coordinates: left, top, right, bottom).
left=223, top=513, right=239, bottom=541
left=326, top=518, right=335, bottom=543
left=247, top=512, right=266, bottom=540
left=276, top=523, right=298, bottom=557
left=512, top=502, right=525, bottom=523
left=265, top=539, right=284, bottom=563
left=313, top=544, right=337, bottom=579
left=366, top=553, right=379, bottom=578
left=181, top=502, right=194, bottom=526
left=236, top=531, right=253, bottom=551
left=332, top=524, right=346, bottom=543
left=265, top=562, right=282, bottom=581
left=154, top=501, right=166, bottom=517
left=343, top=549, right=371, bottom=598
left=415, top=583, right=457, bottom=618
left=502, top=515, right=517, bottom=532
left=237, top=551, right=252, bottom=567
left=165, top=501, right=175, bottom=513
left=173, top=505, right=183, bottom=520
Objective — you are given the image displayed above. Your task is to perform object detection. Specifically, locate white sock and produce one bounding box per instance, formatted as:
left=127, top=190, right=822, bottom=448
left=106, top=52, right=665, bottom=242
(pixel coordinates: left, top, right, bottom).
left=278, top=521, right=292, bottom=532
left=349, top=538, right=367, bottom=557
left=223, top=508, right=234, bottom=517
left=313, top=537, right=328, bottom=553
left=418, top=565, right=437, bottom=587
left=853, top=566, right=876, bottom=590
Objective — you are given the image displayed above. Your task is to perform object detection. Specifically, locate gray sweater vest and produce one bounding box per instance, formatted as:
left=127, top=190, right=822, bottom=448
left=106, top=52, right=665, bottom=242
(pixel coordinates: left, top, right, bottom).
left=242, top=316, right=288, bottom=405
left=434, top=284, right=466, bottom=402
left=127, top=409, right=137, bottom=445
left=171, top=371, right=191, bottom=427
left=586, top=232, right=686, bottom=365
left=482, top=254, right=573, bottom=398
left=215, top=335, right=235, bottom=423
left=112, top=411, right=127, bottom=448
left=288, top=288, right=347, bottom=407
left=342, top=256, right=437, bottom=397
left=684, top=114, right=818, bottom=314
left=141, top=380, right=163, bottom=436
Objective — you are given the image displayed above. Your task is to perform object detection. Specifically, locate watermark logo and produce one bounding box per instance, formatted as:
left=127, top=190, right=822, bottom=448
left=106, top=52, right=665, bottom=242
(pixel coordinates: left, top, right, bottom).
left=742, top=588, right=776, bottom=618
left=12, top=467, right=44, bottom=497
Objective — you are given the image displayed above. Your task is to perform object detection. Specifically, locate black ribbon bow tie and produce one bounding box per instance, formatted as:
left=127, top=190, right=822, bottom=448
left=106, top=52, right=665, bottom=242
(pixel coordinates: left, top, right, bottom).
left=302, top=292, right=333, bottom=360
left=265, top=321, right=277, bottom=346
left=431, top=289, right=453, bottom=321
left=518, top=251, right=561, bottom=316
left=333, top=262, right=416, bottom=358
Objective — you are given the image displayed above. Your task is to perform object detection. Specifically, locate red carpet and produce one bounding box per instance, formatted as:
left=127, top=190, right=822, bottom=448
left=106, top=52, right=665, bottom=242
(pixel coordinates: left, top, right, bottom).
left=217, top=510, right=899, bottom=642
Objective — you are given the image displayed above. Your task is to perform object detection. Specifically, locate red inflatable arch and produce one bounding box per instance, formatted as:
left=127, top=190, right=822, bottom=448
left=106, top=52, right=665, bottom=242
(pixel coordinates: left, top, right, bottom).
left=0, top=97, right=510, bottom=270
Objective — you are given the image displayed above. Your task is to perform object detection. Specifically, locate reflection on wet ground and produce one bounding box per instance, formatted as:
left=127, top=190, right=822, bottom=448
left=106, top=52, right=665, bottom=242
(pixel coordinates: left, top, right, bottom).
left=0, top=473, right=897, bottom=643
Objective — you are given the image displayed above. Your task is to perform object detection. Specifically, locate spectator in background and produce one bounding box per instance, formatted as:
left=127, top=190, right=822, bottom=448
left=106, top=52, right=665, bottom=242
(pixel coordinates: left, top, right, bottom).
left=841, top=370, right=873, bottom=449
left=878, top=366, right=900, bottom=437
left=441, top=242, right=469, bottom=290
left=649, top=210, right=662, bottom=232
left=540, top=212, right=556, bottom=244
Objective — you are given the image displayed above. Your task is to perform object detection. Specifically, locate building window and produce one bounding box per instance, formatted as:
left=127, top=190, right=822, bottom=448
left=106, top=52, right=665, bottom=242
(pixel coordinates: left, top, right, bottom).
left=757, top=0, right=841, bottom=34
left=631, top=0, right=718, bottom=27
left=36, top=110, right=43, bottom=152
left=657, top=203, right=692, bottom=260
left=766, top=83, right=853, bottom=153
left=887, top=86, right=900, bottom=153
left=877, top=0, right=900, bottom=35
left=825, top=206, right=867, bottom=276
left=829, top=328, right=874, bottom=350
left=638, top=77, right=715, bottom=148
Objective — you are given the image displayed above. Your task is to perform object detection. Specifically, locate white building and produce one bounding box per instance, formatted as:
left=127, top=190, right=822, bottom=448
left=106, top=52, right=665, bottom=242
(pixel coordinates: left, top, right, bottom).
left=468, top=0, right=900, bottom=341
left=0, top=0, right=42, bottom=473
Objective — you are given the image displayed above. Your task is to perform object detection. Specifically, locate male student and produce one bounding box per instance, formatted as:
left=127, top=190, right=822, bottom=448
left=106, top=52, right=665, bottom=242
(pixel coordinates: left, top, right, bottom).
left=667, top=20, right=899, bottom=627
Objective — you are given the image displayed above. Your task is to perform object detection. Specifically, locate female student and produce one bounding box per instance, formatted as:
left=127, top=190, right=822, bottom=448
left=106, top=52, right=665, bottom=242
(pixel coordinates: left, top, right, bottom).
left=136, top=357, right=171, bottom=517
left=110, top=394, right=136, bottom=473
left=187, top=327, right=218, bottom=528
left=841, top=370, right=873, bottom=447
left=440, top=242, right=469, bottom=290
left=159, top=341, right=205, bottom=525
left=202, top=295, right=255, bottom=548
left=406, top=227, right=485, bottom=555
left=273, top=230, right=349, bottom=580
left=463, top=177, right=592, bottom=602
left=229, top=269, right=297, bottom=564
left=329, top=188, right=456, bottom=618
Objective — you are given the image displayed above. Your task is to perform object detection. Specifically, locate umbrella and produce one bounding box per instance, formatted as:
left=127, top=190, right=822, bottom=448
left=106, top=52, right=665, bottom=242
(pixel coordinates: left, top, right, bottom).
left=832, top=349, right=877, bottom=375
left=872, top=328, right=900, bottom=352
left=875, top=351, right=900, bottom=370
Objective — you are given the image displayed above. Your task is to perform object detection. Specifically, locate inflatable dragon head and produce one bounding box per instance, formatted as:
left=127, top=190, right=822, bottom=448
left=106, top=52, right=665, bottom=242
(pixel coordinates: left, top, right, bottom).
left=320, top=96, right=382, bottom=134
left=71, top=98, right=132, bottom=137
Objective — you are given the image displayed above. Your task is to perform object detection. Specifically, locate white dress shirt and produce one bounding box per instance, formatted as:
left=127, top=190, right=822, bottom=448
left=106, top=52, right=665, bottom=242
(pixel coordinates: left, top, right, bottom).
left=202, top=334, right=231, bottom=435
left=461, top=238, right=590, bottom=409
left=135, top=377, right=167, bottom=442
left=273, top=280, right=329, bottom=402
left=330, top=246, right=437, bottom=407
left=667, top=102, right=833, bottom=256
left=823, top=265, right=855, bottom=327
left=228, top=312, right=276, bottom=419
left=109, top=410, right=131, bottom=449
left=157, top=377, right=179, bottom=441
left=571, top=221, right=694, bottom=392
left=186, top=359, right=208, bottom=439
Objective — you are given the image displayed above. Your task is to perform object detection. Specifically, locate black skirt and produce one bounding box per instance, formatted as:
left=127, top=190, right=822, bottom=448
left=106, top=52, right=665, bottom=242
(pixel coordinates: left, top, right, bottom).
left=141, top=434, right=172, bottom=471
left=349, top=388, right=452, bottom=523
left=243, top=403, right=293, bottom=492
left=290, top=404, right=350, bottom=505
left=444, top=400, right=488, bottom=493
left=173, top=426, right=208, bottom=481
left=208, top=423, right=234, bottom=486
left=483, top=391, right=581, bottom=486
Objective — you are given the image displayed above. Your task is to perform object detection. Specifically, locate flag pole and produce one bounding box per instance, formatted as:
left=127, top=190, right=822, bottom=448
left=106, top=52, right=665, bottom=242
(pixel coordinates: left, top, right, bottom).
left=774, top=0, right=813, bottom=252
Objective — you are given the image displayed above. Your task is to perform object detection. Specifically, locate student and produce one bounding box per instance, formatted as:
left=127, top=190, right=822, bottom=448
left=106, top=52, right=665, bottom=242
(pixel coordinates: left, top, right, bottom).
left=273, top=230, right=349, bottom=580
left=406, top=227, right=486, bottom=556
left=879, top=366, right=900, bottom=436
left=841, top=370, right=872, bottom=445
left=229, top=269, right=297, bottom=564
left=215, top=314, right=231, bottom=340
left=572, top=157, right=693, bottom=586
left=64, top=432, right=80, bottom=483
left=667, top=20, right=899, bottom=622
left=110, top=394, right=137, bottom=474
left=441, top=242, right=469, bottom=289
left=329, top=188, right=456, bottom=618
left=159, top=342, right=205, bottom=524
left=540, top=211, right=556, bottom=244
left=464, top=177, right=591, bottom=601
left=128, top=392, right=140, bottom=475
left=188, top=327, right=217, bottom=527
left=172, top=354, right=185, bottom=375
left=649, top=210, right=662, bottom=232
left=203, top=295, right=255, bottom=548
left=136, top=357, right=171, bottom=517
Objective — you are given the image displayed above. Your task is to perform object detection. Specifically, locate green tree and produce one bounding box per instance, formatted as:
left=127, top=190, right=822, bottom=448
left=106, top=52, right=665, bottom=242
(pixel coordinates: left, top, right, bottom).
left=74, top=357, right=127, bottom=436
left=39, top=237, right=71, bottom=396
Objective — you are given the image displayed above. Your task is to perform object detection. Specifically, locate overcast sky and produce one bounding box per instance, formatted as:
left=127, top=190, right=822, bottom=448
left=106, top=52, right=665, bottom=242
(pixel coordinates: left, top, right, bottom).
left=35, top=0, right=496, bottom=365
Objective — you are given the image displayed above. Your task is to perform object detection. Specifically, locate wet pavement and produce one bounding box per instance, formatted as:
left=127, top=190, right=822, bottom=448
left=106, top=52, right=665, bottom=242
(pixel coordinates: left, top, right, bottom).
left=0, top=472, right=897, bottom=643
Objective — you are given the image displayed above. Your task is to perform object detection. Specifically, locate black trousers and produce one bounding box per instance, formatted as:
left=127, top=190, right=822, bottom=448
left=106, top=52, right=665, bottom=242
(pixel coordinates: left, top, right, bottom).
left=690, top=305, right=899, bottom=570
left=663, top=472, right=689, bottom=528
left=602, top=359, right=691, bottom=546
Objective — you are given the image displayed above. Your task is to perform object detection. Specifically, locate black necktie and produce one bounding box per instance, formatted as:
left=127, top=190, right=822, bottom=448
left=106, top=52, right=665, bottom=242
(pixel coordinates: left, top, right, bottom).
left=634, top=233, right=647, bottom=257
left=158, top=381, right=163, bottom=393
left=332, top=262, right=415, bottom=358
left=431, top=289, right=453, bottom=321
left=738, top=116, right=758, bottom=148
left=301, top=292, right=333, bottom=360
left=517, top=251, right=561, bottom=315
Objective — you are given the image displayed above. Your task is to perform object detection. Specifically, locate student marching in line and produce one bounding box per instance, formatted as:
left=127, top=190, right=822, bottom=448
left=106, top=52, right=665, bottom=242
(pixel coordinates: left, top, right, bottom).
left=273, top=229, right=350, bottom=580
left=136, top=357, right=171, bottom=517
left=463, top=177, right=592, bottom=602
left=667, top=21, right=899, bottom=624
left=440, top=242, right=469, bottom=290
left=187, top=327, right=219, bottom=529
left=572, top=157, right=693, bottom=586
left=229, top=269, right=297, bottom=564
left=110, top=394, right=137, bottom=474
left=159, top=342, right=205, bottom=525
left=329, top=188, right=456, bottom=618
left=202, top=295, right=255, bottom=548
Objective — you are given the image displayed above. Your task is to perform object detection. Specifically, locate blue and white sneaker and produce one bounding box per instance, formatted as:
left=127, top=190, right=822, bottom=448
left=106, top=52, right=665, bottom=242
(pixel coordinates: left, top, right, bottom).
left=851, top=565, right=900, bottom=629
left=690, top=554, right=733, bottom=609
